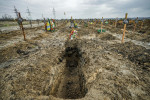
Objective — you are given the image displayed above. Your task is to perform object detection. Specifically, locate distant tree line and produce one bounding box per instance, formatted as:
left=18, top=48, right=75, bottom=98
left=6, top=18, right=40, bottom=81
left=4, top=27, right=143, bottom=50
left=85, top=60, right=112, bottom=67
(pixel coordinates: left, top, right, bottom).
left=0, top=14, right=14, bottom=21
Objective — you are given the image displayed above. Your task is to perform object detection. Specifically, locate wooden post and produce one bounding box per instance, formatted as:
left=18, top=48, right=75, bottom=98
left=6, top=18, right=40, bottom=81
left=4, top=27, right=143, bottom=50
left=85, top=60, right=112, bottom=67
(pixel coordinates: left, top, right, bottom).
left=122, top=13, right=128, bottom=43
left=115, top=17, right=118, bottom=28
left=140, top=20, right=143, bottom=30
left=108, top=19, right=111, bottom=26
left=133, top=17, right=138, bottom=32
left=133, top=23, right=136, bottom=32
left=101, top=17, right=103, bottom=33
left=94, top=19, right=96, bottom=27
left=18, top=12, right=26, bottom=41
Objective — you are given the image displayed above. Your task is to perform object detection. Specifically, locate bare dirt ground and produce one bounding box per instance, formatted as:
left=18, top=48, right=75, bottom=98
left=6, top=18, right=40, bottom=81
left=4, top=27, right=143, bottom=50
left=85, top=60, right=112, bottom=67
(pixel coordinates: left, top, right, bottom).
left=0, top=21, right=150, bottom=100
left=0, top=21, right=44, bottom=33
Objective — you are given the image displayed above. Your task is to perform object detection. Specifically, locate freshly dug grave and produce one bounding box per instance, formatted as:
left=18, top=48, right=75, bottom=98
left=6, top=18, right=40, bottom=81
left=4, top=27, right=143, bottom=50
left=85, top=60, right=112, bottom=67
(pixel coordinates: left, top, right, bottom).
left=50, top=41, right=87, bottom=99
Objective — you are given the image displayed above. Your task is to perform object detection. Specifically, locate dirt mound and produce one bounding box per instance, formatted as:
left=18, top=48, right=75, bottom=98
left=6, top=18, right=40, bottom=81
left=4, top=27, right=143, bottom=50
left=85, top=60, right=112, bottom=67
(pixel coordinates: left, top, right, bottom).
left=99, top=33, right=117, bottom=40
left=110, top=42, right=150, bottom=69
left=144, top=19, right=150, bottom=26
left=126, top=33, right=150, bottom=42
left=0, top=31, right=21, bottom=40
left=78, top=29, right=90, bottom=36
left=0, top=41, right=38, bottom=64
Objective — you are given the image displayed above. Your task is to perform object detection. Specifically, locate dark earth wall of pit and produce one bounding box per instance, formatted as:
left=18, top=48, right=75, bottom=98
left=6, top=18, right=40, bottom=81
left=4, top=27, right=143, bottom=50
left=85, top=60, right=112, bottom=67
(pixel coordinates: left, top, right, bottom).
left=50, top=40, right=88, bottom=99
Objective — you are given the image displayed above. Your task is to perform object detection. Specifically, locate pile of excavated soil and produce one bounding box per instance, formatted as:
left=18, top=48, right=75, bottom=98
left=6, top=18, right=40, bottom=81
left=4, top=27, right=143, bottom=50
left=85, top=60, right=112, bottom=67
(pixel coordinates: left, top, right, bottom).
left=0, top=32, right=66, bottom=100
left=126, top=33, right=150, bottom=42
left=98, top=33, right=117, bottom=40
left=0, top=41, right=39, bottom=64
left=109, top=41, right=150, bottom=69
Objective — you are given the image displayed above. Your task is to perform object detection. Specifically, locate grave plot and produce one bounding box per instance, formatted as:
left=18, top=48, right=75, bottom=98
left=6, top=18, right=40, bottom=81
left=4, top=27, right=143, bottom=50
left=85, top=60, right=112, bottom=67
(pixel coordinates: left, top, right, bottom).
left=50, top=41, right=87, bottom=99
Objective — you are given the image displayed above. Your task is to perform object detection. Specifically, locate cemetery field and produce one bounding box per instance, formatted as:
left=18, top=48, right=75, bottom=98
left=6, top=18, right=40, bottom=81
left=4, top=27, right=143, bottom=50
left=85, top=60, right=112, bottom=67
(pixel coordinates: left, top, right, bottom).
left=0, top=20, right=150, bottom=100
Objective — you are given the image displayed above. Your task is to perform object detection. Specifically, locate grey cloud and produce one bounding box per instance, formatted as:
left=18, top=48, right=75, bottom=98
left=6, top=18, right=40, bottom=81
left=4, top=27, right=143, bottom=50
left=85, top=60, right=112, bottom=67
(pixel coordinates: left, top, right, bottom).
left=0, top=0, right=150, bottom=19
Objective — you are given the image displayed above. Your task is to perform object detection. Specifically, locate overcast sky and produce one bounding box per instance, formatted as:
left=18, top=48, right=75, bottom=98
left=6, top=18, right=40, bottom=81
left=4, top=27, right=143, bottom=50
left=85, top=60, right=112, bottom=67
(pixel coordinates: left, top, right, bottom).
left=0, top=0, right=150, bottom=19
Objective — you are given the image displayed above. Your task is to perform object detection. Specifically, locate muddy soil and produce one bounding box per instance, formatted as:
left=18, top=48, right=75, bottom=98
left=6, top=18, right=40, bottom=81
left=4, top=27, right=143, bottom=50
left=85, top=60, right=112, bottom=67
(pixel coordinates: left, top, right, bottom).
left=0, top=41, right=39, bottom=64
left=0, top=21, right=150, bottom=100
left=98, top=33, right=117, bottom=40
left=126, top=33, right=150, bottom=42
left=108, top=42, right=150, bottom=69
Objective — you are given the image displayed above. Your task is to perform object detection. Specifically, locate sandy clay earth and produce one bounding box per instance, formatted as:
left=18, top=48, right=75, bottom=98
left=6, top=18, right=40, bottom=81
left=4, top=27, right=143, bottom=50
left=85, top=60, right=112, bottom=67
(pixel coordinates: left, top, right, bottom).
left=0, top=21, right=150, bottom=100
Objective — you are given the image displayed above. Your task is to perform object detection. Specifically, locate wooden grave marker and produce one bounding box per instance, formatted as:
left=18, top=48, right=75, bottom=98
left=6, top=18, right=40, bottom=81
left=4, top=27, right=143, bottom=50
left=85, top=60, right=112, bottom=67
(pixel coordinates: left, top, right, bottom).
left=115, top=17, right=118, bottom=28
left=18, top=12, right=26, bottom=41
left=140, top=20, right=144, bottom=30
left=122, top=13, right=128, bottom=43
left=133, top=17, right=138, bottom=32
left=101, top=17, right=103, bottom=33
